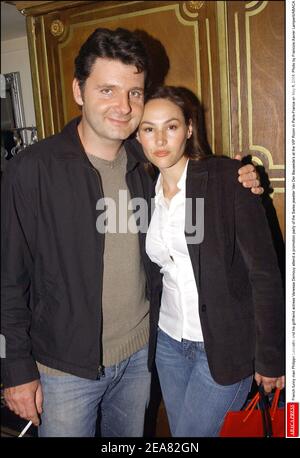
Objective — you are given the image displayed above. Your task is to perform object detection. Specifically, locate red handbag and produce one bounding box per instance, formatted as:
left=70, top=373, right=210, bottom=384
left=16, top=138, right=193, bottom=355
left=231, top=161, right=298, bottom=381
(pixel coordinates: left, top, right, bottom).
left=219, top=388, right=285, bottom=437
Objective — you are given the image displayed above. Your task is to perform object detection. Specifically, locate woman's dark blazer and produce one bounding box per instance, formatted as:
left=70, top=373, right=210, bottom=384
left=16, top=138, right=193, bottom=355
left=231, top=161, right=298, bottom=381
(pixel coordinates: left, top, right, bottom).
left=148, top=156, right=284, bottom=385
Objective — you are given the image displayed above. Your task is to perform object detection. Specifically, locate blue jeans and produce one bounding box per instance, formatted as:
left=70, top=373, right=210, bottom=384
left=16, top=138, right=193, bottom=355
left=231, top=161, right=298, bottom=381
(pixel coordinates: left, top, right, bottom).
left=38, top=345, right=151, bottom=437
left=155, top=329, right=252, bottom=437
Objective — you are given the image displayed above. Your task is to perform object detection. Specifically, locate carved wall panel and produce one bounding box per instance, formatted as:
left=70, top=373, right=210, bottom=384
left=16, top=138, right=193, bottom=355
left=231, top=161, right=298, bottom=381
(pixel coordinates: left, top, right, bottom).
left=227, top=1, right=285, bottom=234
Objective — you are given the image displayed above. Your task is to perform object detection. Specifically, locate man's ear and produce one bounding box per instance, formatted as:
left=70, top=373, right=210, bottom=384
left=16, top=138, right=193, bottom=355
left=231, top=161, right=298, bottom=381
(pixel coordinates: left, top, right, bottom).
left=72, top=79, right=83, bottom=106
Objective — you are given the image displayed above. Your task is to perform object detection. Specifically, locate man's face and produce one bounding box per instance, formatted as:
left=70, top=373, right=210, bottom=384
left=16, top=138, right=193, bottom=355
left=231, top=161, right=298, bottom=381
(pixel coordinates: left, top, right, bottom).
left=73, top=58, right=145, bottom=144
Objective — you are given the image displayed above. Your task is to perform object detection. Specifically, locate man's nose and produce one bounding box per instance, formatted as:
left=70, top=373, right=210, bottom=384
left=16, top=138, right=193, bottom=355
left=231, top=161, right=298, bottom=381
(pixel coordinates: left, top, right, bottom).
left=116, top=94, right=131, bottom=115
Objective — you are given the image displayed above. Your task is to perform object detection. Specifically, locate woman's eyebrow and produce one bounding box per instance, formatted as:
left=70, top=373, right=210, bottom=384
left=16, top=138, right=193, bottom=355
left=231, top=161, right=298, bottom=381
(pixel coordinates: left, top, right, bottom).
left=140, top=118, right=180, bottom=125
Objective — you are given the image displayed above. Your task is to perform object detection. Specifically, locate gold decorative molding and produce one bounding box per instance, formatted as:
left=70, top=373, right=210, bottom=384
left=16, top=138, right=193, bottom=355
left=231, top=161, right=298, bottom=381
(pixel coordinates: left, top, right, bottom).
left=182, top=2, right=199, bottom=18
left=50, top=19, right=65, bottom=37
left=71, top=1, right=141, bottom=17
left=187, top=1, right=205, bottom=11
left=12, top=1, right=95, bottom=15
left=41, top=19, right=54, bottom=133
left=26, top=16, right=45, bottom=138
left=245, top=2, right=268, bottom=15
left=205, top=18, right=215, bottom=153
left=245, top=1, right=261, bottom=9
left=234, top=13, right=242, bottom=153
left=216, top=1, right=231, bottom=155
left=174, top=5, right=201, bottom=98
left=246, top=0, right=268, bottom=14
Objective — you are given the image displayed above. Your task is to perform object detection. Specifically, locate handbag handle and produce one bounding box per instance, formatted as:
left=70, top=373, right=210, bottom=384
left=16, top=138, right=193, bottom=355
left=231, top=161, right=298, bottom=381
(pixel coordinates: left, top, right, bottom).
left=270, top=388, right=281, bottom=420
left=243, top=391, right=260, bottom=422
left=243, top=388, right=280, bottom=432
left=258, top=385, right=273, bottom=437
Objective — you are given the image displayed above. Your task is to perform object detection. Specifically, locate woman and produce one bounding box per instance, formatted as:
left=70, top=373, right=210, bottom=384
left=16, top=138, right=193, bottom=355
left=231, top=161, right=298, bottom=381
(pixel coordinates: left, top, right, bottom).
left=136, top=86, right=285, bottom=437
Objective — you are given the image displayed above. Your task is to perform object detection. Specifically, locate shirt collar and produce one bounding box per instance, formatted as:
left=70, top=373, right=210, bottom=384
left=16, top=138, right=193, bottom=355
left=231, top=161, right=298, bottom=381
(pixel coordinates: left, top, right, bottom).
left=177, top=158, right=189, bottom=190
left=155, top=159, right=189, bottom=204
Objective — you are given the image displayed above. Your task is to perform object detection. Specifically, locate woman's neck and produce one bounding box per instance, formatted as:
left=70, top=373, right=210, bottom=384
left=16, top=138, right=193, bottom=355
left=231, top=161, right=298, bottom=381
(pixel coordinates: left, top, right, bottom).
left=160, top=156, right=188, bottom=200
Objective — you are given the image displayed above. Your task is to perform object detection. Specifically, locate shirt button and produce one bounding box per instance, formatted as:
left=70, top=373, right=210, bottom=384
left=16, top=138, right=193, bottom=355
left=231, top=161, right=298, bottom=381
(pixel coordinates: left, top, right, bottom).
left=201, top=304, right=206, bottom=312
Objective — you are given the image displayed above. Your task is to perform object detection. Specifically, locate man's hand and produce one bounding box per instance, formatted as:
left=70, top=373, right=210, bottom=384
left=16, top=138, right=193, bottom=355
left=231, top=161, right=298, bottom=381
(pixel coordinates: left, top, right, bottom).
left=234, top=154, right=264, bottom=195
left=4, top=380, right=43, bottom=426
left=254, top=372, right=285, bottom=393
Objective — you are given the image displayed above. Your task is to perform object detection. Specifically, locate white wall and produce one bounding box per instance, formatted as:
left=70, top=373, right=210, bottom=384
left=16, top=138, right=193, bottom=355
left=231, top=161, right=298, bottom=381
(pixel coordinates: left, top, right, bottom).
left=1, top=36, right=36, bottom=128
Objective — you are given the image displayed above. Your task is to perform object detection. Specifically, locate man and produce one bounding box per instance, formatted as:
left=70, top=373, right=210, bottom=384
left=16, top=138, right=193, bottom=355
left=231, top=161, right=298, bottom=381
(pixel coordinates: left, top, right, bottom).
left=1, top=28, right=262, bottom=437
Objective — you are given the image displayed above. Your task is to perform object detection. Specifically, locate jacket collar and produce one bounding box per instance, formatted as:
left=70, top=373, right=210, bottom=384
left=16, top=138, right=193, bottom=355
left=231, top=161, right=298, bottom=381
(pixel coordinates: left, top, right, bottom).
left=59, top=117, right=147, bottom=172
left=124, top=137, right=147, bottom=172
left=59, top=117, right=88, bottom=163
left=185, top=158, right=209, bottom=291
left=186, top=158, right=209, bottom=200
left=185, top=159, right=208, bottom=241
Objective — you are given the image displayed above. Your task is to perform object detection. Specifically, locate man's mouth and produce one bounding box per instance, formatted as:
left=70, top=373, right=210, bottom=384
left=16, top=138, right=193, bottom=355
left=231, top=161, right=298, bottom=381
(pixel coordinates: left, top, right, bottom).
left=108, top=117, right=131, bottom=125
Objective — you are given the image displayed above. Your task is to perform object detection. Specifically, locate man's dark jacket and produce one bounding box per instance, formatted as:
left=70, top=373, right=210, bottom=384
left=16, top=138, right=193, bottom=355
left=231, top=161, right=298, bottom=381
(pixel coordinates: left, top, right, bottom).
left=148, top=157, right=284, bottom=385
left=1, top=118, right=161, bottom=388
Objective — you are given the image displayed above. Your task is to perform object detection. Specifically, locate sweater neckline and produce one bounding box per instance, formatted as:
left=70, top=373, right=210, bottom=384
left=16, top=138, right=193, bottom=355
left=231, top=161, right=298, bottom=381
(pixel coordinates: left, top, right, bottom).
left=86, top=146, right=126, bottom=169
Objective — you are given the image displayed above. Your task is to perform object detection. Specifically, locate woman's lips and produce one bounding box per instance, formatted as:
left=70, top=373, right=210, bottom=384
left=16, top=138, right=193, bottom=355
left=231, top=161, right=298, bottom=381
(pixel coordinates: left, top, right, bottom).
left=153, top=150, right=169, bottom=157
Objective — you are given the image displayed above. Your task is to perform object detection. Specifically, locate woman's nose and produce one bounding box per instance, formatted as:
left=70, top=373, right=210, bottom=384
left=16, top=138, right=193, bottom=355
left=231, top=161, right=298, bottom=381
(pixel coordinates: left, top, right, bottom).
left=156, top=131, right=167, bottom=146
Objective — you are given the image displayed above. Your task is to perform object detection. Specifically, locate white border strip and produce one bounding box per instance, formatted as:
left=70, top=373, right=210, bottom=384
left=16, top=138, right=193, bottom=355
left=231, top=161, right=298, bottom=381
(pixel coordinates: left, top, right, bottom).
left=286, top=0, right=299, bottom=438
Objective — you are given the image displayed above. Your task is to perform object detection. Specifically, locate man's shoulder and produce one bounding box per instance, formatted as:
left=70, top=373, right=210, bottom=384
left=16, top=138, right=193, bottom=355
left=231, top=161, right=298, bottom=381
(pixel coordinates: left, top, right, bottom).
left=5, top=133, right=61, bottom=173
left=3, top=119, right=80, bottom=185
left=8, top=117, right=80, bottom=166
left=192, top=155, right=240, bottom=177
left=23, top=133, right=60, bottom=156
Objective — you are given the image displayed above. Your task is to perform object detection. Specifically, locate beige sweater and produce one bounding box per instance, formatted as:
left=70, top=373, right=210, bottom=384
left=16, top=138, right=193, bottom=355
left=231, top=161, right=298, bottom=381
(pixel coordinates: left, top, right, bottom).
left=37, top=147, right=149, bottom=376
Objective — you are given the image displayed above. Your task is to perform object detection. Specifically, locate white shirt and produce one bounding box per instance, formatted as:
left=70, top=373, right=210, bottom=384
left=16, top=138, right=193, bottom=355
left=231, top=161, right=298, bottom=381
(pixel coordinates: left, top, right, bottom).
left=146, top=160, right=203, bottom=342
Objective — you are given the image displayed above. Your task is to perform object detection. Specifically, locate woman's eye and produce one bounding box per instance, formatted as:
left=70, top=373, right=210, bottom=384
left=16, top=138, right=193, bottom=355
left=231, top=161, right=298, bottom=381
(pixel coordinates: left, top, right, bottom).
left=168, top=124, right=177, bottom=130
left=144, top=127, right=153, bottom=133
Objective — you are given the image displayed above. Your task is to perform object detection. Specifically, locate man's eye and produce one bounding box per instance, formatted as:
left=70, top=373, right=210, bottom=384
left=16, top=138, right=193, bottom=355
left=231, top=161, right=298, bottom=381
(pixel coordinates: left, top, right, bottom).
left=100, top=88, right=112, bottom=95
left=130, top=90, right=143, bottom=98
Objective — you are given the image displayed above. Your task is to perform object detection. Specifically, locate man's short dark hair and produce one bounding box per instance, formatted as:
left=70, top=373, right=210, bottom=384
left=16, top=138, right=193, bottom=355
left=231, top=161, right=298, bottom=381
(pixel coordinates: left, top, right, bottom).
left=74, top=28, right=149, bottom=92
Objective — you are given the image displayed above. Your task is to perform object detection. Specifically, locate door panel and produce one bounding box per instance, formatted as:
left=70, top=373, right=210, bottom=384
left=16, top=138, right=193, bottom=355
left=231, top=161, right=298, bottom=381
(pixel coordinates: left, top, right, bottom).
left=227, top=1, right=284, bottom=234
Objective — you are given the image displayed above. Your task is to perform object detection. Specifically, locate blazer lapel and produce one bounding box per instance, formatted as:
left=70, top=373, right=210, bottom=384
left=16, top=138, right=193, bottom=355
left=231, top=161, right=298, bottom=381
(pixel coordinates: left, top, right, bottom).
left=185, top=160, right=208, bottom=292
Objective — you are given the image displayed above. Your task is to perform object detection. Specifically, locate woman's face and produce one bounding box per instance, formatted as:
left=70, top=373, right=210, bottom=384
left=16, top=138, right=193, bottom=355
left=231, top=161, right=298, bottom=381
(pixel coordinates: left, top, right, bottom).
left=137, top=98, right=192, bottom=171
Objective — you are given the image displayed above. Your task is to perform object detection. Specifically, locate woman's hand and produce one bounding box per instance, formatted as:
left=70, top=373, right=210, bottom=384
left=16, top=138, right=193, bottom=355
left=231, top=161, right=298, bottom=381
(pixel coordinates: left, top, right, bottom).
left=254, top=372, right=285, bottom=393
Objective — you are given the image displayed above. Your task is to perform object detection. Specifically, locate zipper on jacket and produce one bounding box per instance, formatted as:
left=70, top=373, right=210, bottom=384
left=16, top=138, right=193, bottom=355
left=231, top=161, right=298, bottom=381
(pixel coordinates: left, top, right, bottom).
left=97, top=365, right=105, bottom=379
left=90, top=166, right=105, bottom=379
